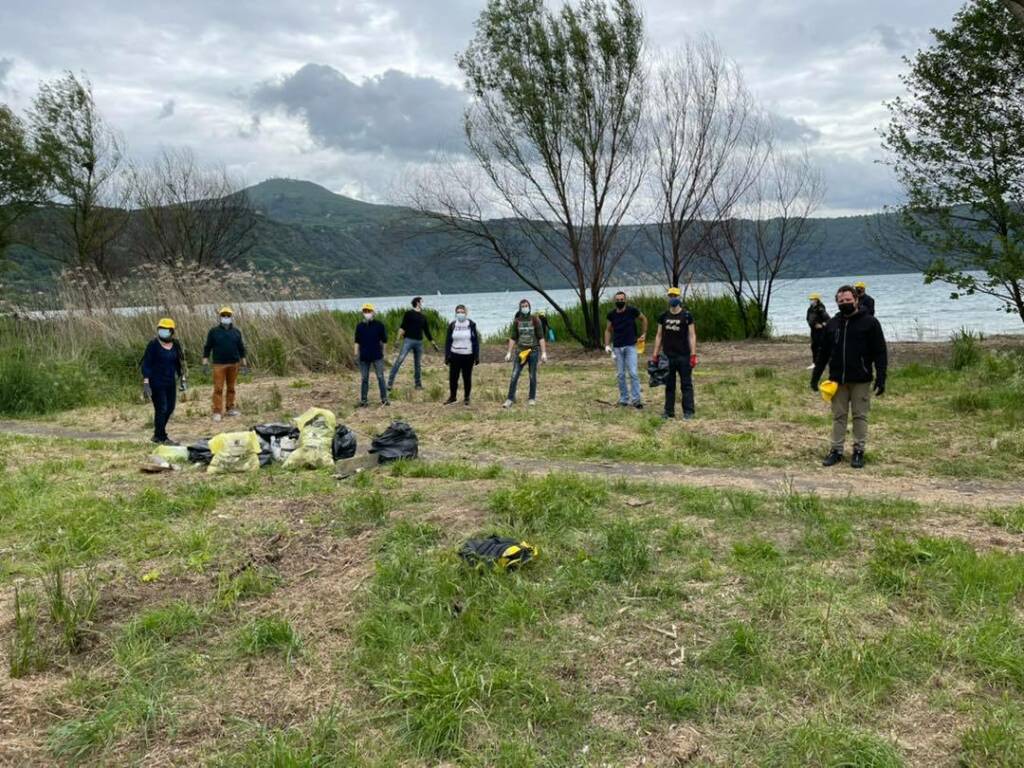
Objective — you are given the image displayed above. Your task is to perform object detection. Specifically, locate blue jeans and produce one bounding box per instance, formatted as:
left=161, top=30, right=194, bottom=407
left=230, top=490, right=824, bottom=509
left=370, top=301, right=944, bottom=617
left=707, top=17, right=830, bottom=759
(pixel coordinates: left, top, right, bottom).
left=388, top=339, right=423, bottom=388
left=360, top=359, right=387, bottom=403
left=151, top=384, right=176, bottom=441
left=507, top=350, right=538, bottom=401
left=614, top=345, right=641, bottom=404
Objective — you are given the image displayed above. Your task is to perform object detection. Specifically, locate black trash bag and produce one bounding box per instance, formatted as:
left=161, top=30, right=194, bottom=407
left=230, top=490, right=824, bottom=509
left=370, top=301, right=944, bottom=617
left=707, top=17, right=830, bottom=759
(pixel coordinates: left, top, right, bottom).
left=459, top=536, right=537, bottom=571
left=257, top=451, right=274, bottom=467
left=187, top=439, right=213, bottom=465
left=369, top=421, right=418, bottom=464
left=332, top=425, right=357, bottom=461
left=253, top=423, right=300, bottom=441
left=647, top=357, right=670, bottom=388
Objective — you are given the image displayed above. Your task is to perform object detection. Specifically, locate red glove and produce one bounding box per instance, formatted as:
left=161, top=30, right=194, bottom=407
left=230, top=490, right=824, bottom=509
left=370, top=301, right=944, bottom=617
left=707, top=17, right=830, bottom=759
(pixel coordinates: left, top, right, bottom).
left=690, top=354, right=698, bottom=368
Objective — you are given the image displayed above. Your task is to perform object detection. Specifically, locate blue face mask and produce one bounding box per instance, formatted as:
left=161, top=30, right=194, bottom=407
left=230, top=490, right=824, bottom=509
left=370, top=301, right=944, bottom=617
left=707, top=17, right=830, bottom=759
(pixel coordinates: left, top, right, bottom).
left=669, top=298, right=682, bottom=308
left=157, top=329, right=172, bottom=340
left=456, top=313, right=467, bottom=321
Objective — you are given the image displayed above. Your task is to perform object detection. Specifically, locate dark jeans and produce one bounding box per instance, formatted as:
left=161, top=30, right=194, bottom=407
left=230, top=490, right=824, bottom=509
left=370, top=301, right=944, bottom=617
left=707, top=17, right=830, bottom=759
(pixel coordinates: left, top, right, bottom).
left=810, top=328, right=826, bottom=364
left=388, top=338, right=423, bottom=388
left=448, top=353, right=474, bottom=400
left=151, top=384, right=176, bottom=441
left=507, top=349, right=538, bottom=401
left=359, top=359, right=387, bottom=402
left=664, top=355, right=695, bottom=417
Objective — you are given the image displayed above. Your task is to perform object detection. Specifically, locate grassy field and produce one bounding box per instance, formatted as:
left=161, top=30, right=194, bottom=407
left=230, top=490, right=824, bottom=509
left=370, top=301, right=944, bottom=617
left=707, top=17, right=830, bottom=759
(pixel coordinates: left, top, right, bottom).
left=1, top=338, right=1023, bottom=766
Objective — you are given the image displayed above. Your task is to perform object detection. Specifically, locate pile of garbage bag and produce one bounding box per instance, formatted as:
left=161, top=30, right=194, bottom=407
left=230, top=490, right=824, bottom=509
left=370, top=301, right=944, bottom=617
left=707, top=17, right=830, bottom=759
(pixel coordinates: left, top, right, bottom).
left=283, top=407, right=337, bottom=470
left=647, top=357, right=670, bottom=388
left=369, top=421, right=418, bottom=464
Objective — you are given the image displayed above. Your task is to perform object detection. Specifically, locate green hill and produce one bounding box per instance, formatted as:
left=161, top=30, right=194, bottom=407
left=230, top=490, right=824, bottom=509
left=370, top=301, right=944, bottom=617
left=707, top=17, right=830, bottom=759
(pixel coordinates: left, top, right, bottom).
left=2, top=178, right=918, bottom=306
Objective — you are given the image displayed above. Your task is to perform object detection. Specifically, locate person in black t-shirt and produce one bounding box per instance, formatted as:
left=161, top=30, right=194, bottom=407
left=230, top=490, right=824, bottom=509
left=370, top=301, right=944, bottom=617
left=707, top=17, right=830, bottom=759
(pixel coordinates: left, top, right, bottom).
left=651, top=287, right=698, bottom=419
left=603, top=290, right=648, bottom=408
left=387, top=296, right=438, bottom=392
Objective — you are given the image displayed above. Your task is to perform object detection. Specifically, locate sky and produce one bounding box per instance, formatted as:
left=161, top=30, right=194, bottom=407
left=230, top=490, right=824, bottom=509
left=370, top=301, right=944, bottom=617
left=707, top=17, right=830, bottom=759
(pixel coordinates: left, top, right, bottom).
left=0, top=0, right=966, bottom=216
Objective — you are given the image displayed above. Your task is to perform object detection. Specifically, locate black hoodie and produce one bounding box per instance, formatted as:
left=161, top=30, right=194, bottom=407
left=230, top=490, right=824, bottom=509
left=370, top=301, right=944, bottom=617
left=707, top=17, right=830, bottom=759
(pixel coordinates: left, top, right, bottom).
left=812, top=309, right=887, bottom=386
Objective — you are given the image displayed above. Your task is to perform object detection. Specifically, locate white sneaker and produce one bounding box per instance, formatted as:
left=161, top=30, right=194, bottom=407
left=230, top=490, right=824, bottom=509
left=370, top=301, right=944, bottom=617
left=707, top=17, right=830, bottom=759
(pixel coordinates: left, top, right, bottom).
left=212, top=413, right=222, bottom=422
left=805, top=363, right=816, bottom=370
left=527, top=399, right=537, bottom=406
left=502, top=399, right=513, bottom=409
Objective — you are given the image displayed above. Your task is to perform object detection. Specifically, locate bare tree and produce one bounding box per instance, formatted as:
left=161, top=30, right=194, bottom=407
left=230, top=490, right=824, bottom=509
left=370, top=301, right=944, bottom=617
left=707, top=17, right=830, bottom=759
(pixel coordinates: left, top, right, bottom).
left=130, top=147, right=257, bottom=272
left=450, top=0, right=648, bottom=347
left=28, top=72, right=130, bottom=281
left=704, top=147, right=825, bottom=337
left=647, top=36, right=763, bottom=289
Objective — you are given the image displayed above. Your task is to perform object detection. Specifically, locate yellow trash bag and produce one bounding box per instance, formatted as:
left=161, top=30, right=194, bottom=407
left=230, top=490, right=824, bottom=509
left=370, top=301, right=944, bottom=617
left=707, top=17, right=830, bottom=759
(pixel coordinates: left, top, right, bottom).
left=819, top=380, right=839, bottom=403
left=636, top=338, right=646, bottom=355
left=153, top=444, right=189, bottom=465
left=518, top=348, right=532, bottom=365
left=283, top=407, right=337, bottom=470
left=207, top=431, right=261, bottom=474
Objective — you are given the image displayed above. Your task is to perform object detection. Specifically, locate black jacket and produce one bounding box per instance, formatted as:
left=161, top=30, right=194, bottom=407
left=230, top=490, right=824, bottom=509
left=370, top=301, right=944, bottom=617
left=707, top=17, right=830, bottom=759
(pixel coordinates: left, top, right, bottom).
left=859, top=293, right=876, bottom=316
left=812, top=310, right=887, bottom=386
left=203, top=325, right=246, bottom=364
left=445, top=319, right=480, bottom=364
left=806, top=302, right=830, bottom=330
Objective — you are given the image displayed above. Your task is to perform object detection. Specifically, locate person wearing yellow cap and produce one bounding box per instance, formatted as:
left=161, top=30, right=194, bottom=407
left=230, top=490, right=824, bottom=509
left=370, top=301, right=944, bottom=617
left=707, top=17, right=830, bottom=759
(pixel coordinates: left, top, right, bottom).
left=141, top=318, right=187, bottom=444
left=853, top=282, right=875, bottom=316
left=806, top=292, right=830, bottom=370
left=355, top=303, right=390, bottom=407
left=810, top=285, right=888, bottom=469
left=503, top=298, right=548, bottom=408
left=202, top=306, right=248, bottom=422
left=652, top=286, right=698, bottom=420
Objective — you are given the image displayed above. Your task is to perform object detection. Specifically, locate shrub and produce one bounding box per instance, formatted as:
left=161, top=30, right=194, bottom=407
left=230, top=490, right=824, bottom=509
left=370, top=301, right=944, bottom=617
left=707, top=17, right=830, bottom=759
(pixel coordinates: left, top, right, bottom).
left=950, top=328, right=983, bottom=370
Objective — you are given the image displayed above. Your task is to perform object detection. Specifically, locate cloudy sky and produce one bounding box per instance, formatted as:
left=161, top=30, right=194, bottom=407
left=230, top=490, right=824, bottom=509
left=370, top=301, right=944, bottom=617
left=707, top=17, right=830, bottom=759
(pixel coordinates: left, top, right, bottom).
left=0, top=0, right=965, bottom=216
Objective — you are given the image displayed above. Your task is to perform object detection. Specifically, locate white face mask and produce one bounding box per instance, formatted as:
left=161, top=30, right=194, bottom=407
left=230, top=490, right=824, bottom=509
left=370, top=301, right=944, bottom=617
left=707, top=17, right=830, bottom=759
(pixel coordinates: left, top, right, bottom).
left=220, top=316, right=232, bottom=326
left=157, top=329, right=172, bottom=340
left=520, top=306, right=530, bottom=315
left=456, top=313, right=467, bottom=321
left=363, top=312, right=374, bottom=321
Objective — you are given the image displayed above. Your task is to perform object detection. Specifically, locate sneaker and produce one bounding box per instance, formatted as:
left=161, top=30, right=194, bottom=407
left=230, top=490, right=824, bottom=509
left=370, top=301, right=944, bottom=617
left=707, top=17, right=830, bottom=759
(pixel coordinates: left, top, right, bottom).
left=226, top=408, right=241, bottom=417
left=851, top=449, right=866, bottom=469
left=661, top=412, right=674, bottom=420
left=806, top=363, right=816, bottom=370
left=633, top=402, right=644, bottom=410
left=464, top=398, right=471, bottom=406
left=502, top=399, right=514, bottom=409
left=212, top=413, right=222, bottom=423
left=357, top=400, right=369, bottom=408
left=616, top=402, right=629, bottom=408
left=683, top=412, right=694, bottom=420
left=151, top=436, right=163, bottom=444
left=443, top=398, right=457, bottom=405
left=527, top=399, right=537, bottom=406
left=381, top=399, right=391, bottom=406
left=822, top=449, right=843, bottom=467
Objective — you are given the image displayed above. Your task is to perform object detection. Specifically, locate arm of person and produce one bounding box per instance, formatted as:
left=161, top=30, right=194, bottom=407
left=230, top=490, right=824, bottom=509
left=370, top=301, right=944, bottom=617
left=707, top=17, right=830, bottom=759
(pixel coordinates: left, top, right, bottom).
left=652, top=325, right=663, bottom=360
left=202, top=329, right=213, bottom=366
left=141, top=341, right=153, bottom=383
left=639, top=313, right=649, bottom=340
left=810, top=326, right=832, bottom=387
left=444, top=322, right=454, bottom=362
left=472, top=323, right=480, bottom=364
left=689, top=324, right=697, bottom=358
left=872, top=320, right=888, bottom=391
left=604, top=320, right=613, bottom=349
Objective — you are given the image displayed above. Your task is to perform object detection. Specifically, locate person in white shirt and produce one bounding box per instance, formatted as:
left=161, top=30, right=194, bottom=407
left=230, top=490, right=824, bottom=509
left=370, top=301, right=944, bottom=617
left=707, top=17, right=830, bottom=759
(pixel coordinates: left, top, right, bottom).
left=444, top=304, right=480, bottom=405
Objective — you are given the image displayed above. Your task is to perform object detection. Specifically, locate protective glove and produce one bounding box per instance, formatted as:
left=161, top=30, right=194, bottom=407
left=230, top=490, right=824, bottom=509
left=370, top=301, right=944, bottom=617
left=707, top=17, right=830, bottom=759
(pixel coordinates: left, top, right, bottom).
left=179, top=377, right=188, bottom=393
left=810, top=376, right=820, bottom=393
left=203, top=363, right=211, bottom=375
left=873, top=380, right=886, bottom=397
left=474, top=359, right=480, bottom=367
left=690, top=354, right=698, bottom=369
left=604, top=345, right=613, bottom=355
left=504, top=352, right=512, bottom=363
left=541, top=352, right=548, bottom=364
left=651, top=354, right=660, bottom=366
left=142, top=382, right=152, bottom=401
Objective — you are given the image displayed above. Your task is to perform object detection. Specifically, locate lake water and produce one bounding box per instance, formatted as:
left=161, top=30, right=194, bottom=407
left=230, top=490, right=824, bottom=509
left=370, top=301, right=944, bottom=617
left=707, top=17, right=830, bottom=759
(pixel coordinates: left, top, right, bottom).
left=265, top=272, right=1024, bottom=342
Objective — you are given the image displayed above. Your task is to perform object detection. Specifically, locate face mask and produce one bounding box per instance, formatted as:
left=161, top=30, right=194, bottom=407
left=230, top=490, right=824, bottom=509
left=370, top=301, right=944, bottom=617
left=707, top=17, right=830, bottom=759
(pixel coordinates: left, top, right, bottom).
left=838, top=303, right=856, bottom=316
left=669, top=298, right=682, bottom=307
left=615, top=301, right=626, bottom=309
left=456, top=313, right=467, bottom=321
left=520, top=306, right=530, bottom=315
left=363, top=312, right=374, bottom=321
left=157, top=329, right=172, bottom=340
left=220, top=317, right=232, bottom=326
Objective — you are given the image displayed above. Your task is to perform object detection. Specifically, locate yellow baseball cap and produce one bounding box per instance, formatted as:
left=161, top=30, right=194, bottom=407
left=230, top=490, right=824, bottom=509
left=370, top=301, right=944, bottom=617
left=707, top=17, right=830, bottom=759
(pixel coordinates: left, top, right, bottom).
left=361, top=303, right=375, bottom=312
left=667, top=287, right=682, bottom=297
left=218, top=306, right=233, bottom=316
left=853, top=282, right=866, bottom=290
left=157, top=317, right=176, bottom=330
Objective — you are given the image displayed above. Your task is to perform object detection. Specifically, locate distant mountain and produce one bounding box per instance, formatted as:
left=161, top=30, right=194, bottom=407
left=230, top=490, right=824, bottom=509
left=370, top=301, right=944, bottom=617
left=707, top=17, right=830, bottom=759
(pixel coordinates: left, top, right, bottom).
left=2, top=177, right=919, bottom=305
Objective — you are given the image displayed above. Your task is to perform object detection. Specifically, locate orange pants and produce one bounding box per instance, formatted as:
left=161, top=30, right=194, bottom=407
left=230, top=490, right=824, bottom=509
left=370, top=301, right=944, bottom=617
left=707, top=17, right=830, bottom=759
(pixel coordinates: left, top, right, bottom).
left=212, top=363, right=239, bottom=414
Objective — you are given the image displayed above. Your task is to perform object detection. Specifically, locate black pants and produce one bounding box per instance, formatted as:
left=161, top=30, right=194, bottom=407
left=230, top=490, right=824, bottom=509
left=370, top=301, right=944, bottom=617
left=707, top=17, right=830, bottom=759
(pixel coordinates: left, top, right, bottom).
left=810, top=328, right=826, bottom=364
left=448, top=354, right=474, bottom=400
left=152, top=384, right=176, bottom=441
left=664, top=355, right=695, bottom=417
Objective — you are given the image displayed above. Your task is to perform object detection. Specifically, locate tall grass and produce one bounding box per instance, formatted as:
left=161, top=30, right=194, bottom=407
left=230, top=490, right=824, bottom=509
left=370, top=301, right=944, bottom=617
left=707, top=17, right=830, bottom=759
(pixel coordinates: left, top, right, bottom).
left=485, top=291, right=762, bottom=344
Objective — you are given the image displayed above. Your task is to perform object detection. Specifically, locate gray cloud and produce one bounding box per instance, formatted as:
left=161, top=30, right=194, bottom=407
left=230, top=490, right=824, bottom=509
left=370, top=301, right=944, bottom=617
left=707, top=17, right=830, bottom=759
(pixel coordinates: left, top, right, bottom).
left=768, top=112, right=822, bottom=145
left=157, top=98, right=175, bottom=119
left=0, top=58, right=12, bottom=90
left=253, top=63, right=468, bottom=157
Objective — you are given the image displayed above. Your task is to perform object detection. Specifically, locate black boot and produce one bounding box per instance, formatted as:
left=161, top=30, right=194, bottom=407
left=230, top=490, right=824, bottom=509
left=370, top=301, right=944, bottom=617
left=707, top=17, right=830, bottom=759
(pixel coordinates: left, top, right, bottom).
left=822, top=449, right=843, bottom=467
left=851, top=449, right=865, bottom=469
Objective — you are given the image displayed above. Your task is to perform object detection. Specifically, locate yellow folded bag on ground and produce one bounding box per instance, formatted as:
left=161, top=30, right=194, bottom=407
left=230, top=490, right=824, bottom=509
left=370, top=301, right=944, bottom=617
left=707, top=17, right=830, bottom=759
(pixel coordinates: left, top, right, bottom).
left=207, top=431, right=261, bottom=474
left=819, top=380, right=839, bottom=403
left=283, top=407, right=337, bottom=470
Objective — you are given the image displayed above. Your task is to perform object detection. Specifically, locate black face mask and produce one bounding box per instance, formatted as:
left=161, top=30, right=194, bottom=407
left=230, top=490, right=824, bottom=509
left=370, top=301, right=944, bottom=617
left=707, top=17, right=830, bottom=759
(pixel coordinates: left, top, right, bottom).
left=838, top=303, right=856, bottom=316
left=614, top=301, right=626, bottom=309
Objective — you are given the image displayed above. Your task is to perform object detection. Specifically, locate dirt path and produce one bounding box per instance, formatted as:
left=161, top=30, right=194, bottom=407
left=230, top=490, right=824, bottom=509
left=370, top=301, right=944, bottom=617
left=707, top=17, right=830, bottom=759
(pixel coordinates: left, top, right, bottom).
left=426, top=449, right=1024, bottom=510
